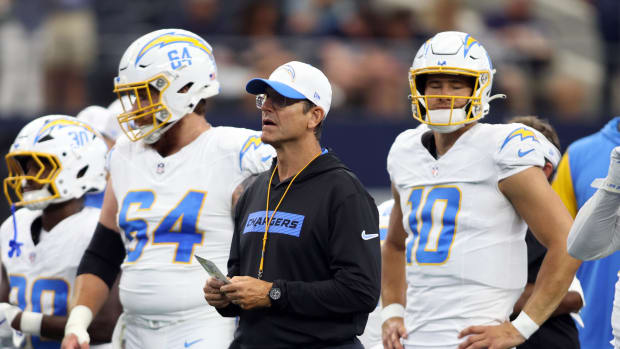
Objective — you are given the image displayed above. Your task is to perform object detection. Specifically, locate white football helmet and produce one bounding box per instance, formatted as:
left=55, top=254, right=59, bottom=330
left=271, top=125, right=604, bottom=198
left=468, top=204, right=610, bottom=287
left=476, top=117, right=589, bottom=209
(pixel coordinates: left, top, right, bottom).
left=409, top=31, right=505, bottom=133
left=113, top=28, right=220, bottom=144
left=4, top=115, right=108, bottom=210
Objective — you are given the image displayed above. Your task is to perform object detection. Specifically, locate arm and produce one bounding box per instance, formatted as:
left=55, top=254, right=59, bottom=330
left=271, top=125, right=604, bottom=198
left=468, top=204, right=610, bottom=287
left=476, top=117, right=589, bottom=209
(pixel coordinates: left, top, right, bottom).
left=503, top=167, right=581, bottom=323
left=513, top=282, right=583, bottom=317
left=380, top=184, right=409, bottom=349
left=567, top=186, right=620, bottom=260
left=63, top=179, right=125, bottom=348
left=72, top=178, right=120, bottom=317
left=459, top=167, right=581, bottom=349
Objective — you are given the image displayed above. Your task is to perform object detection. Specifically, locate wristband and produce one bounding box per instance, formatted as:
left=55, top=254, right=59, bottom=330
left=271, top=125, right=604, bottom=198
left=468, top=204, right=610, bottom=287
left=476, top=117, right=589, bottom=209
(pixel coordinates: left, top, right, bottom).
left=20, top=311, right=43, bottom=336
left=64, top=305, right=93, bottom=344
left=511, top=311, right=539, bottom=339
left=380, top=303, right=405, bottom=324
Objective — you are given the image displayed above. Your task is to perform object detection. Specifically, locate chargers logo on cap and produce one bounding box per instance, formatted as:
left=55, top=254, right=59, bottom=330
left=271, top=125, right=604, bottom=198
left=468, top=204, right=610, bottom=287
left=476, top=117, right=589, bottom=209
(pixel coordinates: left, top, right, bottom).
left=278, top=64, right=296, bottom=82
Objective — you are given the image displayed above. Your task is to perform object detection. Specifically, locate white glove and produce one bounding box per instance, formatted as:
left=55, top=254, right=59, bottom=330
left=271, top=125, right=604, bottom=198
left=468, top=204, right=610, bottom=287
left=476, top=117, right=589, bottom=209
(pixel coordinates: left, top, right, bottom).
left=593, top=146, right=620, bottom=193
left=0, top=302, right=25, bottom=348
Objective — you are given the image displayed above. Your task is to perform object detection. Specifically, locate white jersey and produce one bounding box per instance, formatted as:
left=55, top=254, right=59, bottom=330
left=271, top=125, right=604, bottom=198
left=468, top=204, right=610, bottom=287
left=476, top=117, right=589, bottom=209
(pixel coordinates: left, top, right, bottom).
left=387, top=123, right=546, bottom=346
left=0, top=207, right=100, bottom=348
left=109, top=126, right=274, bottom=322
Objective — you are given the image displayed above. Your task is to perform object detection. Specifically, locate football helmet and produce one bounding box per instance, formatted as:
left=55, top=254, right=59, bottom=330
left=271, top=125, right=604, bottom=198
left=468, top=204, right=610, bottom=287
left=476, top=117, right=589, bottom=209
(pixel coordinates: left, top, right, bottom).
left=4, top=115, right=108, bottom=210
left=409, top=31, right=505, bottom=133
left=113, top=28, right=220, bottom=144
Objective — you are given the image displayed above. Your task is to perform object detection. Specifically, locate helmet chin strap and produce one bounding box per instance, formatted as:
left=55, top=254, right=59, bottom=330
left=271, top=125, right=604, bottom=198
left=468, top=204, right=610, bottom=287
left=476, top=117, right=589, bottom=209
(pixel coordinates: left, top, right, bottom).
left=23, top=185, right=52, bottom=210
left=140, top=120, right=178, bottom=144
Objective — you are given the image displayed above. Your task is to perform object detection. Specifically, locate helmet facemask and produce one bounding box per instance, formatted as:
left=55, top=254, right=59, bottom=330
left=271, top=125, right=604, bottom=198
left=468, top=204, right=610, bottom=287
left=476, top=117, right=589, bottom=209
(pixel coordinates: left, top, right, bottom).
left=409, top=67, right=490, bottom=133
left=4, top=152, right=62, bottom=210
left=114, top=74, right=175, bottom=144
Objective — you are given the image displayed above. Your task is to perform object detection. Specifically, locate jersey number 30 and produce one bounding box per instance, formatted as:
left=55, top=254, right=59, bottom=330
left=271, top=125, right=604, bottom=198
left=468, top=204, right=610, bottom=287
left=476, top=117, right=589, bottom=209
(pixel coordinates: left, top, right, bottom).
left=406, top=186, right=461, bottom=265
left=119, top=190, right=206, bottom=263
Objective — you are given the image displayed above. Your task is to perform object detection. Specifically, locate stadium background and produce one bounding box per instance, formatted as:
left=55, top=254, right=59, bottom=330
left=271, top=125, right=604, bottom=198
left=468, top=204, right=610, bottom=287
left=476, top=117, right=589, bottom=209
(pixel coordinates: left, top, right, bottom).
left=0, top=0, right=617, bottom=220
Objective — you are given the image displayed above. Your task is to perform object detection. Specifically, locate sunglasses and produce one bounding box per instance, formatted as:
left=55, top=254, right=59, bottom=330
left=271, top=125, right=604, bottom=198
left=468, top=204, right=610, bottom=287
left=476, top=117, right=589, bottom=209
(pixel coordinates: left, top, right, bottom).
left=256, top=92, right=307, bottom=110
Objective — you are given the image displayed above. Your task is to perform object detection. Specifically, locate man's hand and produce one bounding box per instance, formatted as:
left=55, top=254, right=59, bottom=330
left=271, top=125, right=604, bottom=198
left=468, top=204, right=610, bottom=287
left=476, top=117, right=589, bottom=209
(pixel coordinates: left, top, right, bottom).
left=381, top=317, right=407, bottom=349
left=220, top=276, right=272, bottom=310
left=61, top=333, right=89, bottom=349
left=203, top=277, right=231, bottom=308
left=458, top=322, right=525, bottom=349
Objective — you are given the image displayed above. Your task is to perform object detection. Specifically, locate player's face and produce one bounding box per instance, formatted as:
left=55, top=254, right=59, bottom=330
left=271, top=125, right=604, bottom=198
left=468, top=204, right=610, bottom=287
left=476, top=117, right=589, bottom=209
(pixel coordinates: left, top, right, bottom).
left=423, top=74, right=473, bottom=110
left=258, top=87, right=309, bottom=146
left=131, top=85, right=161, bottom=127
left=22, top=158, right=51, bottom=192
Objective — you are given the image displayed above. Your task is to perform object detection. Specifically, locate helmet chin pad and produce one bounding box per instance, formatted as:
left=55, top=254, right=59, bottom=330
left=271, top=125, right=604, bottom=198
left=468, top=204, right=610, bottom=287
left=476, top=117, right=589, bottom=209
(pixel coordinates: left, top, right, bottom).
left=22, top=186, right=53, bottom=210
left=425, top=108, right=468, bottom=133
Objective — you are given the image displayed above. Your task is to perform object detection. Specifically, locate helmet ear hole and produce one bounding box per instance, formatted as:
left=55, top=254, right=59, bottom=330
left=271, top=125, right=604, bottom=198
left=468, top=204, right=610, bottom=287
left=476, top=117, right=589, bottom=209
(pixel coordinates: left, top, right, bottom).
left=178, top=83, right=193, bottom=94
left=76, top=165, right=89, bottom=179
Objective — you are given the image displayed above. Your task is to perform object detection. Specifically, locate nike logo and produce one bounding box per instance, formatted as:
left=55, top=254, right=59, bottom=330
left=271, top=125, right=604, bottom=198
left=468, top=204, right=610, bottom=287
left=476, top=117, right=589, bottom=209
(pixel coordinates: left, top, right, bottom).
left=184, top=339, right=204, bottom=348
left=517, top=148, right=534, bottom=157
left=361, top=230, right=379, bottom=240
left=261, top=155, right=272, bottom=162
left=0, top=319, right=6, bottom=326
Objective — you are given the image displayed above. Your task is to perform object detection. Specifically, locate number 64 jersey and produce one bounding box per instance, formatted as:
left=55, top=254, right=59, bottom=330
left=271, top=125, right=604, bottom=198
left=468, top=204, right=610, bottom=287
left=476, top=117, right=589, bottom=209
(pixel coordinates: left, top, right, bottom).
left=387, top=123, right=547, bottom=346
left=108, top=127, right=274, bottom=322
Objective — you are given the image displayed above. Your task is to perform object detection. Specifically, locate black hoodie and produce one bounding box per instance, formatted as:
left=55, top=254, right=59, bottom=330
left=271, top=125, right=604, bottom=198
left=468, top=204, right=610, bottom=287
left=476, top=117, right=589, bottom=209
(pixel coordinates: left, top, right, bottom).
left=217, top=150, right=381, bottom=349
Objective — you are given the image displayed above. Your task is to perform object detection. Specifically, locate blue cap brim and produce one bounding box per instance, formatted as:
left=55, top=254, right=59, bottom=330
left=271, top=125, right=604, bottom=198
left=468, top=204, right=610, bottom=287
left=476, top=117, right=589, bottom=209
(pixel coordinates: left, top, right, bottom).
left=245, top=79, right=306, bottom=99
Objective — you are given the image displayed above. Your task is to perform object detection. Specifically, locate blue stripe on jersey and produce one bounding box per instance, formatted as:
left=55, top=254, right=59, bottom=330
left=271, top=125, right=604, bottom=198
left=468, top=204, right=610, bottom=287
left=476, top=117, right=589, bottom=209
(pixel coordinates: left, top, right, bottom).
left=243, top=211, right=304, bottom=237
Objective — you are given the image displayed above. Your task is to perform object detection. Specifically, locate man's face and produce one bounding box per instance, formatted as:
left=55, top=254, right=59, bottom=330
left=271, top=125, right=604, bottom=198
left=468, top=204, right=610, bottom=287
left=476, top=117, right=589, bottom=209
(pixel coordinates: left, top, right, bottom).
left=258, top=87, right=310, bottom=146
left=21, top=157, right=51, bottom=192
left=423, top=74, right=474, bottom=110
left=131, top=85, right=161, bottom=127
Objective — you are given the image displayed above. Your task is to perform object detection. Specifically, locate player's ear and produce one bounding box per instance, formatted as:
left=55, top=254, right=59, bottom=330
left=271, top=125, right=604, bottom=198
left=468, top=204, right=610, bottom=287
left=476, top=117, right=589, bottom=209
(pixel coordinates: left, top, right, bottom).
left=307, top=106, right=324, bottom=130
left=542, top=161, right=554, bottom=180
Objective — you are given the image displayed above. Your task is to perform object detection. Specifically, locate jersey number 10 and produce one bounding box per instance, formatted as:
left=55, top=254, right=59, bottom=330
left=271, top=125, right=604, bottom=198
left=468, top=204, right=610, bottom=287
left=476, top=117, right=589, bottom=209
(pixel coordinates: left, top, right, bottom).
left=406, top=186, right=461, bottom=265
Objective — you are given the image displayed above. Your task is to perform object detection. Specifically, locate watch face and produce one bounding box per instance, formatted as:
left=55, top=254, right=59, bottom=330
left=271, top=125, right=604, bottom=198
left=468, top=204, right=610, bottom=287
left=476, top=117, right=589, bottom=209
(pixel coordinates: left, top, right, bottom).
left=269, top=287, right=281, bottom=300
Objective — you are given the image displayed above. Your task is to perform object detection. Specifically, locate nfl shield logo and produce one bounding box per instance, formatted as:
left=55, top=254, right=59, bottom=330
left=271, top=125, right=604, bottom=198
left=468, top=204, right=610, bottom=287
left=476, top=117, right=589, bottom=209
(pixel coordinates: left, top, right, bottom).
left=28, top=252, right=36, bottom=264
left=431, top=165, right=439, bottom=177
left=156, top=162, right=165, bottom=174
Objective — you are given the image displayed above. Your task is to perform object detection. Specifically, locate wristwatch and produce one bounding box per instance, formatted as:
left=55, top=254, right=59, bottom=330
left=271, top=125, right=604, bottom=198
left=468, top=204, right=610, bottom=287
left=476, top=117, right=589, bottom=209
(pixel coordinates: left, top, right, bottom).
left=269, top=285, right=281, bottom=301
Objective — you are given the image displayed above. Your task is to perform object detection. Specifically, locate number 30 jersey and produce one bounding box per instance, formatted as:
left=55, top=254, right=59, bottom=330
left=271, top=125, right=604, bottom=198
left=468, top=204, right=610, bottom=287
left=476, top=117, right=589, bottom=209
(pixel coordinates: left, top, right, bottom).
left=0, top=206, right=100, bottom=348
left=109, top=127, right=274, bottom=322
left=387, top=122, right=547, bottom=345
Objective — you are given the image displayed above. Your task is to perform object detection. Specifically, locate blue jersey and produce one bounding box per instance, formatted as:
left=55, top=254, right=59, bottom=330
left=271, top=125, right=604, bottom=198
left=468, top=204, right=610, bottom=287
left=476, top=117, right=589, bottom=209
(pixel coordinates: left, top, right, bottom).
left=553, top=117, right=620, bottom=348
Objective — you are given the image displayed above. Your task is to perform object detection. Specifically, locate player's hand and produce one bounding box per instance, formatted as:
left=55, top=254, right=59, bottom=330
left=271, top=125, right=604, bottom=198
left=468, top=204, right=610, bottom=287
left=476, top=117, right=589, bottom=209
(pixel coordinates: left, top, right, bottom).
left=61, top=333, right=89, bottom=349
left=203, top=277, right=231, bottom=308
left=381, top=316, right=407, bottom=349
left=458, top=321, right=525, bottom=349
left=220, top=276, right=272, bottom=310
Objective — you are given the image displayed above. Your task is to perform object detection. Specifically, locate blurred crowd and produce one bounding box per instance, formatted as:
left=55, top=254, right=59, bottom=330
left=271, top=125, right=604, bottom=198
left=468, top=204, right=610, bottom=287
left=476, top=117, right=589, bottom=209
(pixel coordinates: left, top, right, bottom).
left=0, top=0, right=617, bottom=124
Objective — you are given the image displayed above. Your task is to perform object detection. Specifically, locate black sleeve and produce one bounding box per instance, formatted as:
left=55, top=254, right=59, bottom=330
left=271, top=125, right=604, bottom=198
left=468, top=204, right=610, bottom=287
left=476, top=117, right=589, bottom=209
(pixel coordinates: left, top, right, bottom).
left=274, top=192, right=381, bottom=317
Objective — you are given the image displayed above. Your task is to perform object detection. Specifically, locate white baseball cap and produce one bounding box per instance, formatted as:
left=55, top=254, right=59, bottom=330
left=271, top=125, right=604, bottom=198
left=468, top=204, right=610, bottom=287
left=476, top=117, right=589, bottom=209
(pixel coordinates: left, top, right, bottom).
left=246, top=61, right=332, bottom=117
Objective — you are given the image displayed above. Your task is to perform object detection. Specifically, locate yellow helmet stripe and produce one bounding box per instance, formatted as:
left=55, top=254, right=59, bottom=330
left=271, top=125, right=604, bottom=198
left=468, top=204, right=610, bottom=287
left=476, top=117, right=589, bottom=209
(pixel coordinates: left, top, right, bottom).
left=36, top=119, right=97, bottom=142
left=136, top=33, right=212, bottom=65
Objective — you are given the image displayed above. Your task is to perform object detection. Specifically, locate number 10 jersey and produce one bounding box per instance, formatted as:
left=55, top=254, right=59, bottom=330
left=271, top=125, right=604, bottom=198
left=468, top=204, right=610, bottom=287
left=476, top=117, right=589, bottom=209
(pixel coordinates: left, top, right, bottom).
left=387, top=122, right=547, bottom=346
